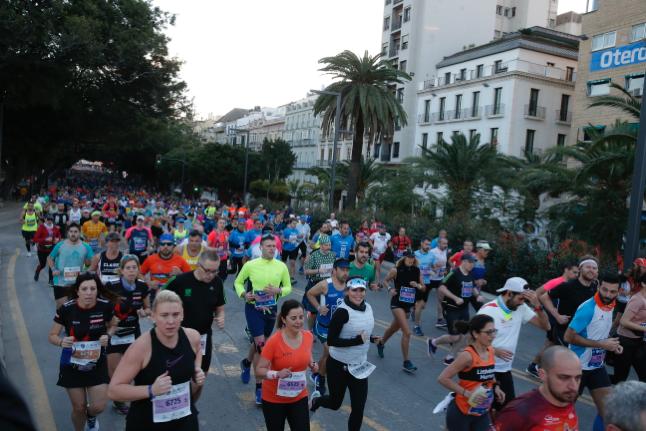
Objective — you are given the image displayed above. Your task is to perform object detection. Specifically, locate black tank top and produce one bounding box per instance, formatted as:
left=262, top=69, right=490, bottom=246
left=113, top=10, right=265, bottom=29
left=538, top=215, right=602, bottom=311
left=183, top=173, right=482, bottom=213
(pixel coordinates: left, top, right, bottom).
left=395, top=264, right=420, bottom=293
left=126, top=328, right=197, bottom=430
left=99, top=251, right=122, bottom=279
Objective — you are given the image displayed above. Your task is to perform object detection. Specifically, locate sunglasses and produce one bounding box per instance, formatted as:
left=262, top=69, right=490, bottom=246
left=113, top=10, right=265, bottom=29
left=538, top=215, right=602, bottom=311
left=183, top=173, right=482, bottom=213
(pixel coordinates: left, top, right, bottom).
left=480, top=329, right=498, bottom=336
left=198, top=263, right=219, bottom=275
left=349, top=288, right=366, bottom=292
left=160, top=242, right=174, bottom=247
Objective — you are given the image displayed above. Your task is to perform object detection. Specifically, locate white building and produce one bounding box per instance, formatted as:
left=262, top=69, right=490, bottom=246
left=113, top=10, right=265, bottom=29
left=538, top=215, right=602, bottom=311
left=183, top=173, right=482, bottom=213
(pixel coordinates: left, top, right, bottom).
left=284, top=95, right=321, bottom=183
left=416, top=27, right=579, bottom=157
left=380, top=0, right=559, bottom=162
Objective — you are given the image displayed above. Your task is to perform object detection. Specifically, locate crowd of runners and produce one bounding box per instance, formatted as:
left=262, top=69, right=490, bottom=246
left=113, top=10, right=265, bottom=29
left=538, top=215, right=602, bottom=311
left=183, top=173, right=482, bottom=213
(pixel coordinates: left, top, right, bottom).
left=13, top=179, right=646, bottom=431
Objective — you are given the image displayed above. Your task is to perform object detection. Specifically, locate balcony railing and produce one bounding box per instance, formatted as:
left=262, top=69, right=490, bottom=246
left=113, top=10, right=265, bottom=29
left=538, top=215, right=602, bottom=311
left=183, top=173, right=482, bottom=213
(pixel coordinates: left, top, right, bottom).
left=485, top=104, right=505, bottom=117
left=392, top=19, right=402, bottom=31
left=524, top=104, right=546, bottom=120
left=555, top=110, right=572, bottom=124
left=389, top=46, right=400, bottom=57
left=418, top=113, right=432, bottom=124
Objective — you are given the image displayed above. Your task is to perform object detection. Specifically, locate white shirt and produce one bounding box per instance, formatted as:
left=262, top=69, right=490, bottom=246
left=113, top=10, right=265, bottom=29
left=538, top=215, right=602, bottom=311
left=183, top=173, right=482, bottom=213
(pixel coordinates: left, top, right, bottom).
left=429, top=247, right=448, bottom=281
left=477, top=297, right=536, bottom=372
left=369, top=232, right=391, bottom=257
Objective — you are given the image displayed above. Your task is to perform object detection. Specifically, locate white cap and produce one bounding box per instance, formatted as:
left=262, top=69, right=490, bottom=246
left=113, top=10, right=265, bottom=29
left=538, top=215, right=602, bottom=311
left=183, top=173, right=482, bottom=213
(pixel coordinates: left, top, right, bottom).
left=496, top=277, right=529, bottom=293
left=476, top=241, right=492, bottom=250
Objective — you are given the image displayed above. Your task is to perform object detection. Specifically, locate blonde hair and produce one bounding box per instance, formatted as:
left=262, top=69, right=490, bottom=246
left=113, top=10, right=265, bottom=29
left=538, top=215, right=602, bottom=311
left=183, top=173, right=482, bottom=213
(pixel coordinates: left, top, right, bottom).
left=153, top=289, right=183, bottom=311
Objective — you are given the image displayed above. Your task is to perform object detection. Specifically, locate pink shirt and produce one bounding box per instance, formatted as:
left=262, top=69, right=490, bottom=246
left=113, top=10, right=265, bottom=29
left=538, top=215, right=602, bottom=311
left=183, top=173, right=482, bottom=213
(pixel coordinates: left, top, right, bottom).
left=541, top=276, right=566, bottom=292
left=617, top=293, right=646, bottom=339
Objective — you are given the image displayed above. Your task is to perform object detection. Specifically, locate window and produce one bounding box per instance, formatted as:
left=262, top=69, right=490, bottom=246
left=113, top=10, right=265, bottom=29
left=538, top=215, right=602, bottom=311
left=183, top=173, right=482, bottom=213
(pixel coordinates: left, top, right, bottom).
left=511, top=7, right=516, bottom=17
left=393, top=142, right=400, bottom=158
left=383, top=17, right=390, bottom=31
left=397, top=88, right=404, bottom=103
left=471, top=91, right=480, bottom=117
left=525, top=130, right=535, bottom=154
left=591, top=31, right=616, bottom=51
left=328, top=148, right=332, bottom=160
left=560, top=94, right=570, bottom=121
left=632, top=23, right=646, bottom=42
left=469, top=129, right=478, bottom=141
left=496, top=5, right=503, bottom=15
left=374, top=143, right=381, bottom=158
left=385, top=0, right=391, bottom=4
left=455, top=94, right=462, bottom=118
left=504, top=8, right=509, bottom=17
left=401, top=34, right=409, bottom=50
left=626, top=73, right=645, bottom=93
left=547, top=62, right=555, bottom=67
left=423, top=99, right=431, bottom=122
left=494, top=60, right=506, bottom=73
left=528, top=88, right=539, bottom=116
left=587, top=79, right=611, bottom=96
left=476, top=64, right=484, bottom=78
left=582, top=125, right=606, bottom=142
left=490, top=128, right=499, bottom=147
left=452, top=130, right=460, bottom=137
left=444, top=72, right=451, bottom=85
left=493, top=87, right=502, bottom=114
left=566, top=66, right=575, bottom=82
left=404, top=7, right=411, bottom=22
left=399, top=60, right=407, bottom=72
left=557, top=134, right=567, bottom=147
left=436, top=132, right=444, bottom=143
left=439, top=97, right=446, bottom=120
left=381, top=43, right=388, bottom=56
left=458, top=68, right=466, bottom=81
left=320, top=148, right=325, bottom=160
left=422, top=133, right=428, bottom=149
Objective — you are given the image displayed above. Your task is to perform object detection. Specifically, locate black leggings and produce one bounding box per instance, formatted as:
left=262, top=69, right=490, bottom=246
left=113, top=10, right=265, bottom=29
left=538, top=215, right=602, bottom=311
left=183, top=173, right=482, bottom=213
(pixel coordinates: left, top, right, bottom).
left=261, top=396, right=310, bottom=431
left=446, top=400, right=492, bottom=431
left=318, top=356, right=368, bottom=431
left=21, top=230, right=35, bottom=252
left=229, top=256, right=244, bottom=275
left=613, top=336, right=646, bottom=383
left=36, top=250, right=53, bottom=282
left=218, top=259, right=228, bottom=282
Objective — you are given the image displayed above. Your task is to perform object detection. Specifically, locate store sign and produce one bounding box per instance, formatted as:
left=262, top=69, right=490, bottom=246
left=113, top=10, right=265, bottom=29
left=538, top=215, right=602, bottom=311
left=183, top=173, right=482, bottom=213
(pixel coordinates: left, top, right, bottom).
left=590, top=40, right=646, bottom=71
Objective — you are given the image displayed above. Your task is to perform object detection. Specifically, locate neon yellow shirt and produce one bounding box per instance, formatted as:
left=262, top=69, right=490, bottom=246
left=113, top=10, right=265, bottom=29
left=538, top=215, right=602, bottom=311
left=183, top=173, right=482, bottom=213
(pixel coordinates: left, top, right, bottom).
left=234, top=257, right=292, bottom=300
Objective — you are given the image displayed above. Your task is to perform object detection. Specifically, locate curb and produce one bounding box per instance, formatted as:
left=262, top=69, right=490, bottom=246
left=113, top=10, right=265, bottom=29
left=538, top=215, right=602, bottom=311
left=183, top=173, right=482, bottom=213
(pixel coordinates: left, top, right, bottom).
left=0, top=250, right=6, bottom=377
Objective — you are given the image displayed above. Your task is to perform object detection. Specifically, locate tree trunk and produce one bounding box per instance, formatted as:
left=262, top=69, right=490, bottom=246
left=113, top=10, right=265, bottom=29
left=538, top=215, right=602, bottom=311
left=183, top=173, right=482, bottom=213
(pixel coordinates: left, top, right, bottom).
left=346, top=116, right=364, bottom=210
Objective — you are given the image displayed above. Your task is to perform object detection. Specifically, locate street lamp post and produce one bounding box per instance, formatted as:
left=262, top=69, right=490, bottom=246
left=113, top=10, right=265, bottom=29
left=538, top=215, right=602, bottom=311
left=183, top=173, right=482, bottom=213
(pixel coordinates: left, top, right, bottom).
left=229, top=127, right=250, bottom=204
left=311, top=89, right=342, bottom=213
left=156, top=154, right=188, bottom=195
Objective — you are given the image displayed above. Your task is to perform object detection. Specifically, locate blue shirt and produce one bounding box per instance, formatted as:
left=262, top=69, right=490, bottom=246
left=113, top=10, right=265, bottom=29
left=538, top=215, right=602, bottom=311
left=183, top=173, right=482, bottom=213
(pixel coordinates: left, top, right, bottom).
left=568, top=294, right=614, bottom=370
left=229, top=229, right=247, bottom=258
left=330, top=234, right=354, bottom=259
left=282, top=228, right=300, bottom=252
left=49, top=241, right=94, bottom=286
left=245, top=229, right=261, bottom=246
left=415, top=249, right=435, bottom=284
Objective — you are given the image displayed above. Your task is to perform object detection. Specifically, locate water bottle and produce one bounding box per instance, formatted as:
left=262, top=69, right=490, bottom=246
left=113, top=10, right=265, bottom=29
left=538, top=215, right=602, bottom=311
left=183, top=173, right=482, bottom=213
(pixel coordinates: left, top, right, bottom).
left=467, top=385, right=488, bottom=407
left=60, top=345, right=73, bottom=366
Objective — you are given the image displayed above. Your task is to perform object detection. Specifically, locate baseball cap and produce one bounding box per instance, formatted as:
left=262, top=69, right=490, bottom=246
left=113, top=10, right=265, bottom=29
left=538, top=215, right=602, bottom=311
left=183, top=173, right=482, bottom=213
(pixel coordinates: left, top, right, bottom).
left=106, top=232, right=121, bottom=242
left=91, top=210, right=101, bottom=217
left=476, top=241, right=492, bottom=250
left=461, top=253, right=477, bottom=263
left=346, top=276, right=367, bottom=290
left=497, top=277, right=529, bottom=293
left=402, top=249, right=415, bottom=258
left=318, top=234, right=331, bottom=245
left=159, top=233, right=175, bottom=244
left=333, top=258, right=351, bottom=269
left=136, top=215, right=145, bottom=221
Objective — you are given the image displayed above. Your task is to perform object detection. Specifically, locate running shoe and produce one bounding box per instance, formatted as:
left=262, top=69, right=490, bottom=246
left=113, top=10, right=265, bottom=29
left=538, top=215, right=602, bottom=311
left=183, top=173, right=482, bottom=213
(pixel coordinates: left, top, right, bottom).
left=377, top=341, right=385, bottom=358
left=240, top=359, right=251, bottom=384
left=255, top=387, right=262, bottom=406
left=526, top=362, right=540, bottom=379
left=443, top=356, right=455, bottom=366
left=436, top=318, right=447, bottom=328
left=313, top=374, right=326, bottom=396
left=427, top=338, right=437, bottom=357
left=309, top=390, right=321, bottom=412
left=113, top=401, right=129, bottom=415
left=402, top=360, right=417, bottom=373
left=414, top=325, right=424, bottom=337
left=85, top=415, right=99, bottom=431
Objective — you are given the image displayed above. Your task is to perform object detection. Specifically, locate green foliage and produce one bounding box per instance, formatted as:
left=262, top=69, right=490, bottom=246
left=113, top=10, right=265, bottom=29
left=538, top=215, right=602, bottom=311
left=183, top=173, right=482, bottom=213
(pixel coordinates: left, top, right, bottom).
left=249, top=180, right=289, bottom=202
left=260, top=138, right=296, bottom=181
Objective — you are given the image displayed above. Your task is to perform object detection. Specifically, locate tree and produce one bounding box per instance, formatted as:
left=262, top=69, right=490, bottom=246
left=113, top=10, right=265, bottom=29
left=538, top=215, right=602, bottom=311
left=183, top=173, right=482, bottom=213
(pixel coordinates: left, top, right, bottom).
left=260, top=138, right=296, bottom=182
left=313, top=50, right=410, bottom=209
left=336, top=157, right=386, bottom=204
left=304, top=165, right=344, bottom=206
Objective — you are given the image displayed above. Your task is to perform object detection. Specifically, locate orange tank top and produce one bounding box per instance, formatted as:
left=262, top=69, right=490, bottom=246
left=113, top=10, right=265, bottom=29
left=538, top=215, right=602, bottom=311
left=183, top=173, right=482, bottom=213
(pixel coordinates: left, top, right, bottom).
left=455, top=345, right=496, bottom=416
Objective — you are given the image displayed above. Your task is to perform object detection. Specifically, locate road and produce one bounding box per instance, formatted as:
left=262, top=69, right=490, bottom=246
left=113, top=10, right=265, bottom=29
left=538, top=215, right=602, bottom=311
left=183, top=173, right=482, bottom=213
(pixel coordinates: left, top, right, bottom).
left=0, top=203, right=599, bottom=430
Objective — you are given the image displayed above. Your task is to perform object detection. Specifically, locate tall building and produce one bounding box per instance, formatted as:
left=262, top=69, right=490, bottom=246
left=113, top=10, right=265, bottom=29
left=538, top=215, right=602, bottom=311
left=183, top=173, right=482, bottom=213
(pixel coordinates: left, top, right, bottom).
left=248, top=107, right=286, bottom=151
left=571, top=0, right=646, bottom=142
left=284, top=95, right=321, bottom=183
left=380, top=0, right=559, bottom=162
left=416, top=27, right=578, bottom=157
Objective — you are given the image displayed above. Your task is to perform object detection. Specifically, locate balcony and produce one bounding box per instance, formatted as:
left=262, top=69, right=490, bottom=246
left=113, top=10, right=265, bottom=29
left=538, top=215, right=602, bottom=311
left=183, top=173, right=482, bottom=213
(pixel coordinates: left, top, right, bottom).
left=389, top=46, right=400, bottom=57
left=294, top=161, right=315, bottom=169
left=485, top=104, right=505, bottom=118
left=417, top=113, right=432, bottom=125
left=556, top=110, right=572, bottom=125
left=524, top=104, right=546, bottom=120
left=392, top=19, right=402, bottom=31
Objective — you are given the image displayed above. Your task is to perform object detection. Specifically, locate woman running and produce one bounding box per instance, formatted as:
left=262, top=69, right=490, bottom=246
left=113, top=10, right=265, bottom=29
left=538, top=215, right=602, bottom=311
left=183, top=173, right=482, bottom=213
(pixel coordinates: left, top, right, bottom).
left=310, top=276, right=377, bottom=431
left=256, top=300, right=318, bottom=431
left=108, top=289, right=205, bottom=430
left=20, top=202, right=39, bottom=256
left=437, top=314, right=505, bottom=431
left=33, top=214, right=61, bottom=283
left=615, top=271, right=646, bottom=383
left=47, top=272, right=119, bottom=431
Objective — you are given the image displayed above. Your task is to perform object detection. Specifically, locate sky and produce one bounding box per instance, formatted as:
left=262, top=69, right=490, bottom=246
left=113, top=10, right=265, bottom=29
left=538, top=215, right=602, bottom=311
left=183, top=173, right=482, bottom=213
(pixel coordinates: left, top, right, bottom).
left=154, top=0, right=588, bottom=119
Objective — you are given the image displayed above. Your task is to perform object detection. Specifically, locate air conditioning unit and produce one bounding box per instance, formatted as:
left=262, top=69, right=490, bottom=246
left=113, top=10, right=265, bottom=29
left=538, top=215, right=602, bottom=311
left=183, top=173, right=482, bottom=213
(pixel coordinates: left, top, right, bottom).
left=631, top=88, right=643, bottom=97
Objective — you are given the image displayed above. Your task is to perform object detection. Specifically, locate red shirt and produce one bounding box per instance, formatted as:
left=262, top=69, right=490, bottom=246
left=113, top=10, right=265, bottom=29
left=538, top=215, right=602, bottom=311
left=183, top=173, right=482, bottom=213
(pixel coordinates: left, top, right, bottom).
left=542, top=276, right=566, bottom=292
left=207, top=230, right=230, bottom=261
left=495, top=389, right=578, bottom=430
left=140, top=254, right=191, bottom=285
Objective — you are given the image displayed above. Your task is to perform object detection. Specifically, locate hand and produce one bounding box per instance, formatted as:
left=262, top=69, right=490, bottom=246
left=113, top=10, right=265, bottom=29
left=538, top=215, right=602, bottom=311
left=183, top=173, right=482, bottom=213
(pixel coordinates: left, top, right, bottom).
left=369, top=283, right=379, bottom=292
left=410, top=281, right=418, bottom=289
left=264, top=285, right=281, bottom=295
left=389, top=288, right=397, bottom=297
left=455, top=298, right=465, bottom=306
left=309, top=361, right=319, bottom=374
left=615, top=344, right=624, bottom=355
left=522, top=290, right=539, bottom=307
left=99, top=334, right=109, bottom=347
left=215, top=315, right=225, bottom=329
left=475, top=295, right=486, bottom=303
left=556, top=314, right=570, bottom=325
left=495, top=348, right=514, bottom=362
left=61, top=336, right=75, bottom=348
left=359, top=331, right=369, bottom=344
left=152, top=371, right=173, bottom=396
left=193, top=367, right=205, bottom=386
left=170, top=266, right=182, bottom=275
left=599, top=337, right=620, bottom=352
left=244, top=292, right=255, bottom=301
left=494, top=386, right=506, bottom=404
left=277, top=368, right=292, bottom=379
left=468, top=391, right=489, bottom=405
left=138, top=308, right=151, bottom=318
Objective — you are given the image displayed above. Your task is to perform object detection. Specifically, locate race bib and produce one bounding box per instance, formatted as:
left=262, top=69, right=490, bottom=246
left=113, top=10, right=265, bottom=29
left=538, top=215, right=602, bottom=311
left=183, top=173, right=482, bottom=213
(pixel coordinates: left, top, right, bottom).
left=277, top=371, right=306, bottom=398
left=421, top=267, right=432, bottom=278
left=152, top=382, right=191, bottom=423
left=63, top=266, right=81, bottom=283
left=254, top=291, right=277, bottom=309
left=101, top=275, right=120, bottom=285
left=289, top=234, right=297, bottom=244
left=347, top=361, right=376, bottom=379
left=70, top=340, right=101, bottom=366
left=588, top=348, right=606, bottom=368
left=461, top=281, right=474, bottom=298
left=110, top=333, right=135, bottom=346
left=399, top=286, right=416, bottom=304
left=133, top=236, right=147, bottom=252
left=319, top=263, right=333, bottom=277
left=200, top=334, right=207, bottom=356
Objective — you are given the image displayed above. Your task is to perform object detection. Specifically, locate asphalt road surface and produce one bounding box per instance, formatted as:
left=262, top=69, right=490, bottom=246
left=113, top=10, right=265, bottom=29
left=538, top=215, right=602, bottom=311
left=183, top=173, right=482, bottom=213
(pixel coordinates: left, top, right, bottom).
left=0, top=203, right=599, bottom=430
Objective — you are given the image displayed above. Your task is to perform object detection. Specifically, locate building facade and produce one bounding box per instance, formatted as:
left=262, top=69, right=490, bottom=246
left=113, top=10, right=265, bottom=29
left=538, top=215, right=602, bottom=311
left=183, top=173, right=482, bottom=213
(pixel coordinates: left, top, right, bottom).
left=284, top=95, right=321, bottom=183
left=416, top=27, right=579, bottom=157
left=571, top=0, right=646, bottom=142
left=380, top=0, right=560, bottom=162
left=248, top=107, right=286, bottom=152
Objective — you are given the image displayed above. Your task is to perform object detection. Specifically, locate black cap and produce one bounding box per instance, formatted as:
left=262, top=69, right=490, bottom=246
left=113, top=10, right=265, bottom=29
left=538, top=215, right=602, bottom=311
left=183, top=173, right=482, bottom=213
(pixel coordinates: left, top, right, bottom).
left=402, top=249, right=415, bottom=258
left=333, top=258, right=351, bottom=269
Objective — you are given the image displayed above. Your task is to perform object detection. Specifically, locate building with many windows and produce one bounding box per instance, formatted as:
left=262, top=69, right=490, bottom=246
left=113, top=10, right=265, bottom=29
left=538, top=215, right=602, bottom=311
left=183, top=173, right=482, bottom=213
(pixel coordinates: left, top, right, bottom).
left=283, top=95, right=321, bottom=183
left=571, top=0, right=646, bottom=142
left=416, top=27, right=579, bottom=156
left=380, top=0, right=560, bottom=162
left=247, top=107, right=285, bottom=151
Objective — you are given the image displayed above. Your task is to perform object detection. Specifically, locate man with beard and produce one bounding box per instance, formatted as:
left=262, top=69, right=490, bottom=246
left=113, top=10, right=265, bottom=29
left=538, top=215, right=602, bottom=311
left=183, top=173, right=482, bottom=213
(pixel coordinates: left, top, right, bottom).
left=478, top=277, right=550, bottom=409
left=494, top=346, right=581, bottom=430
left=565, top=272, right=622, bottom=431
left=139, top=233, right=191, bottom=298
left=349, top=242, right=377, bottom=291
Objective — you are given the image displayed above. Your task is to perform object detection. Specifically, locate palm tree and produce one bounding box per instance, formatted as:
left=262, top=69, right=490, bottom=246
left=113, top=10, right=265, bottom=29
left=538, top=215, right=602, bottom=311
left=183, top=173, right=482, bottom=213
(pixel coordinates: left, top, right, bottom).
left=313, top=50, right=410, bottom=209
left=589, top=82, right=640, bottom=120
left=336, top=157, right=387, bottom=204
left=304, top=165, right=344, bottom=205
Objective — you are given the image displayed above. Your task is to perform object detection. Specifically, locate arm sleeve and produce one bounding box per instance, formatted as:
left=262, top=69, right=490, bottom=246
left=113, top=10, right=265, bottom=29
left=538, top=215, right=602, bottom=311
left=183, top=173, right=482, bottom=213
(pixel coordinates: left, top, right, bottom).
left=568, top=302, right=594, bottom=333
left=179, top=257, right=191, bottom=272
left=234, top=263, right=250, bottom=298
left=124, top=227, right=133, bottom=240
left=326, top=309, right=364, bottom=348
left=279, top=262, right=292, bottom=297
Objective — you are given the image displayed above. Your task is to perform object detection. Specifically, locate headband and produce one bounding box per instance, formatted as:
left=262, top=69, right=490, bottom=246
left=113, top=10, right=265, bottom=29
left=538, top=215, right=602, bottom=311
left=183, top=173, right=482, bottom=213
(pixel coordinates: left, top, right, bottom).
left=579, top=259, right=598, bottom=268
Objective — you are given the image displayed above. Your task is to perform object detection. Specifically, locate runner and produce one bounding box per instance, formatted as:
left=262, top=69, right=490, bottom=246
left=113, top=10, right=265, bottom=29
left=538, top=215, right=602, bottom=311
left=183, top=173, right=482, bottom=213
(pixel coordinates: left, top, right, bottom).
left=306, top=258, right=351, bottom=396
left=391, top=227, right=412, bottom=261
left=53, top=202, right=70, bottom=238
left=494, top=346, right=581, bottom=430
left=437, top=314, right=504, bottom=431
left=140, top=233, right=191, bottom=299
left=255, top=300, right=317, bottom=431
left=472, top=241, right=492, bottom=293
left=105, top=255, right=151, bottom=415
left=564, top=272, right=622, bottom=429
left=429, top=237, right=450, bottom=329
left=228, top=221, right=247, bottom=275
left=349, top=242, right=378, bottom=291
left=48, top=223, right=94, bottom=307
left=206, top=217, right=230, bottom=281
left=603, top=381, right=646, bottom=431
left=166, top=250, right=226, bottom=398
left=81, top=211, right=108, bottom=253
left=89, top=232, right=123, bottom=285
left=69, top=200, right=82, bottom=226
left=302, top=234, right=337, bottom=331
left=369, top=224, right=390, bottom=286
left=33, top=215, right=61, bottom=284
left=330, top=221, right=355, bottom=260
left=234, top=234, right=292, bottom=405
left=175, top=230, right=206, bottom=271
left=173, top=218, right=189, bottom=243
left=430, top=229, right=448, bottom=249
left=47, top=272, right=118, bottom=431
left=102, top=196, right=119, bottom=233
left=376, top=250, right=424, bottom=373
left=309, top=277, right=377, bottom=431
left=476, top=277, right=549, bottom=409
left=281, top=217, right=301, bottom=282
left=107, top=290, right=205, bottom=430
left=615, top=271, right=646, bottom=383
left=449, top=239, right=474, bottom=269
left=20, top=202, right=38, bottom=256
left=295, top=215, right=310, bottom=274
